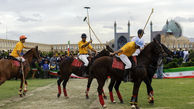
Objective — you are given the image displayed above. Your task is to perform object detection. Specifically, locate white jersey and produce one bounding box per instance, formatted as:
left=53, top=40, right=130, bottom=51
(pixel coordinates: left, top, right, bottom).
left=131, top=36, right=144, bottom=56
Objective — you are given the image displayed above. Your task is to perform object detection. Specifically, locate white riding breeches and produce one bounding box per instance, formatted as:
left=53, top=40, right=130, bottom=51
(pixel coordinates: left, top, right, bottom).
left=118, top=54, right=132, bottom=69
left=16, top=57, right=25, bottom=62
left=132, top=49, right=141, bottom=56
left=78, top=54, right=89, bottom=66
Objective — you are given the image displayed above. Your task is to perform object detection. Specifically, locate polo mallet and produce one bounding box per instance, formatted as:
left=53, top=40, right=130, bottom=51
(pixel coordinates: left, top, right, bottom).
left=83, top=17, right=105, bottom=48
left=141, top=8, right=154, bottom=36
left=83, top=17, right=92, bottom=41
left=84, top=7, right=92, bottom=41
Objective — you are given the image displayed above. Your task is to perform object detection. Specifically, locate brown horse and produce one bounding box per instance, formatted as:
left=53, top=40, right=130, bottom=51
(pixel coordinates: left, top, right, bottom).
left=57, top=45, right=113, bottom=98
left=88, top=39, right=170, bottom=108
left=0, top=46, right=40, bottom=97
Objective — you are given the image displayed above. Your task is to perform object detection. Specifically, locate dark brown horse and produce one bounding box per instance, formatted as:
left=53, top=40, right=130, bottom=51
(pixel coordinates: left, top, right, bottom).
left=88, top=39, right=171, bottom=108
left=57, top=45, right=113, bottom=98
left=0, top=46, right=40, bottom=97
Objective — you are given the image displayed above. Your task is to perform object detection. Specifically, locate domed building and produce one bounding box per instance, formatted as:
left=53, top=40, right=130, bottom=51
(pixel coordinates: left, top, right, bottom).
left=151, top=20, right=194, bottom=50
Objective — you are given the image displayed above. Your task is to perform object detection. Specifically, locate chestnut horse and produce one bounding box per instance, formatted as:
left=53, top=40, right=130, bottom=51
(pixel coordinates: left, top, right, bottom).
left=88, top=39, right=171, bottom=108
left=57, top=45, right=113, bottom=98
left=0, top=46, right=40, bottom=97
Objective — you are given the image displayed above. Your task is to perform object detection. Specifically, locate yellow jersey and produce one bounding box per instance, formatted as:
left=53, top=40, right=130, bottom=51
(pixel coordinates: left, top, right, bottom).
left=78, top=41, right=93, bottom=54
left=118, top=41, right=136, bottom=57
left=10, top=41, right=25, bottom=57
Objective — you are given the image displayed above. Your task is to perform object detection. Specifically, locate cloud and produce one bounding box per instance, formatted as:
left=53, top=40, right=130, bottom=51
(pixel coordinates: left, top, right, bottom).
left=17, top=16, right=40, bottom=22
left=103, top=25, right=123, bottom=30
left=174, top=16, right=194, bottom=22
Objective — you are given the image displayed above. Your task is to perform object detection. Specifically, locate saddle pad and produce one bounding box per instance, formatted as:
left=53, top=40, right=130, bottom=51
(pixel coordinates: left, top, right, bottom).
left=12, top=60, right=20, bottom=67
left=71, top=59, right=83, bottom=67
left=112, top=58, right=124, bottom=70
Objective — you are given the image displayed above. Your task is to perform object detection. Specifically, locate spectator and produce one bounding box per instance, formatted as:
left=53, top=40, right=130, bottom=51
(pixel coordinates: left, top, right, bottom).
left=156, top=56, right=163, bottom=79
left=42, top=60, right=50, bottom=78
left=183, top=49, right=189, bottom=63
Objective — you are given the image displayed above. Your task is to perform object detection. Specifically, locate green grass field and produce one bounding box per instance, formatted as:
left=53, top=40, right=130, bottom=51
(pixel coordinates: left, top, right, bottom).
left=119, top=78, right=194, bottom=109
left=0, top=79, right=56, bottom=100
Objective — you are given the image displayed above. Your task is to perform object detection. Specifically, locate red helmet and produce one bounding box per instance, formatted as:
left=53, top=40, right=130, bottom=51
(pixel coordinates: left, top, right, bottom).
left=19, top=35, right=27, bottom=40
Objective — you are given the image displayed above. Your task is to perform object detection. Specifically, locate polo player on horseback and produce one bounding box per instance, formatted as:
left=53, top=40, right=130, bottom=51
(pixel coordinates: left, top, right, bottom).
left=132, top=29, right=145, bottom=64
left=78, top=33, right=97, bottom=76
left=110, top=36, right=144, bottom=82
left=10, top=35, right=31, bottom=62
left=10, top=35, right=32, bottom=74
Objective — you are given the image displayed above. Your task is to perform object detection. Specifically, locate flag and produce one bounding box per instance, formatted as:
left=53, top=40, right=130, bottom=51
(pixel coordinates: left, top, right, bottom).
left=68, top=41, right=70, bottom=56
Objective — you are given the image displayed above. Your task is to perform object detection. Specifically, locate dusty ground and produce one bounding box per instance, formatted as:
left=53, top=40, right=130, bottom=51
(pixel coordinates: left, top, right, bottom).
left=0, top=79, right=129, bottom=109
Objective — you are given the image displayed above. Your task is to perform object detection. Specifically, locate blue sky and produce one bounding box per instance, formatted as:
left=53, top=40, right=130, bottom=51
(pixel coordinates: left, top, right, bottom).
left=0, top=0, right=194, bottom=44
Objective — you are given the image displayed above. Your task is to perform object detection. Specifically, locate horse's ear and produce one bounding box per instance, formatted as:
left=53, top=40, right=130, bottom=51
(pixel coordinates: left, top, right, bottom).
left=153, top=38, right=159, bottom=44
left=106, top=45, right=114, bottom=52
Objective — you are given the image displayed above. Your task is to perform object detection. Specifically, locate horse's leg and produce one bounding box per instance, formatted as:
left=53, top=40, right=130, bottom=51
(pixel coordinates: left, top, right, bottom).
left=57, top=77, right=63, bottom=98
left=62, top=76, right=70, bottom=98
left=144, top=77, right=154, bottom=104
left=19, top=77, right=24, bottom=97
left=23, top=80, right=28, bottom=96
left=114, top=80, right=123, bottom=103
left=130, top=80, right=142, bottom=109
left=102, top=89, right=107, bottom=99
left=0, top=76, right=6, bottom=86
left=85, top=76, right=94, bottom=99
left=97, top=77, right=107, bottom=108
left=108, top=78, right=116, bottom=103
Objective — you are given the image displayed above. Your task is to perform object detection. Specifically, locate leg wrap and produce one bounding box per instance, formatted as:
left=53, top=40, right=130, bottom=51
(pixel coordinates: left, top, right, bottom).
left=109, top=92, right=114, bottom=102
left=98, top=94, right=105, bottom=106
left=130, top=95, right=138, bottom=105
left=116, top=91, right=123, bottom=101
left=63, top=88, right=67, bottom=96
left=58, top=86, right=61, bottom=94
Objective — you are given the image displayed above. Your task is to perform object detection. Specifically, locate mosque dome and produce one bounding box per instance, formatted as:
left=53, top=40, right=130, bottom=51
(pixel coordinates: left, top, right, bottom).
left=162, top=20, right=182, bottom=38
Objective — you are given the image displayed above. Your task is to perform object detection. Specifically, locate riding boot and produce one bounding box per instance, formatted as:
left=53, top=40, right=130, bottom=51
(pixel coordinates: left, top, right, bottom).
left=80, top=66, right=89, bottom=77
left=123, top=69, right=129, bottom=82
left=128, top=69, right=133, bottom=82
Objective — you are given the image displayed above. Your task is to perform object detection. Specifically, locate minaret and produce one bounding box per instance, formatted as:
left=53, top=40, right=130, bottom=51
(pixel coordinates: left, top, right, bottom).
left=150, top=21, right=153, bottom=42
left=114, top=21, right=117, bottom=39
left=128, top=21, right=130, bottom=41
left=114, top=21, right=117, bottom=51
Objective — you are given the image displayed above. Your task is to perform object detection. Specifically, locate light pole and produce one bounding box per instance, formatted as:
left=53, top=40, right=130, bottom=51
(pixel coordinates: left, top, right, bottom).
left=84, top=7, right=91, bottom=40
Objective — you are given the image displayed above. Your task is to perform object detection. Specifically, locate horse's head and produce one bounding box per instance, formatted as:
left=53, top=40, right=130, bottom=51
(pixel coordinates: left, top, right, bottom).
left=94, top=45, right=113, bottom=59
left=152, top=39, right=168, bottom=57
left=161, top=43, right=174, bottom=58
left=31, top=46, right=41, bottom=62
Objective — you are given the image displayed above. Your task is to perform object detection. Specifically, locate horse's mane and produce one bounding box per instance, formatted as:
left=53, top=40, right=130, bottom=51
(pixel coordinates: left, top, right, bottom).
left=138, top=41, right=155, bottom=56
left=138, top=41, right=160, bottom=66
left=23, top=48, right=33, bottom=57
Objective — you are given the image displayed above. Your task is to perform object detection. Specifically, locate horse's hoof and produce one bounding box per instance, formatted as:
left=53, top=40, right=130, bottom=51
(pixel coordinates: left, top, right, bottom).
left=19, top=94, right=23, bottom=97
left=120, top=100, right=124, bottom=104
left=149, top=100, right=154, bottom=104
left=102, top=105, right=107, bottom=109
left=57, top=94, right=61, bottom=98
left=65, top=96, right=69, bottom=99
left=23, top=92, right=26, bottom=96
left=103, top=96, right=107, bottom=100
left=112, top=101, right=116, bottom=104
left=86, top=95, right=89, bottom=99
left=131, top=105, right=136, bottom=109
left=136, top=105, right=140, bottom=109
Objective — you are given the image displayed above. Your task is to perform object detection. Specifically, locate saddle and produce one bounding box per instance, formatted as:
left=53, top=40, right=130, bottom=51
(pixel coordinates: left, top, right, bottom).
left=7, top=56, right=21, bottom=67
left=112, top=56, right=136, bottom=70
left=71, top=57, right=92, bottom=68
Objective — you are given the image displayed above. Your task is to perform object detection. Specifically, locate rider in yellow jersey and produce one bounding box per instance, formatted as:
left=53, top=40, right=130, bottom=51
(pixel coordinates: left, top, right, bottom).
left=78, top=33, right=97, bottom=76
left=10, top=35, right=32, bottom=62
left=111, top=38, right=144, bottom=82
